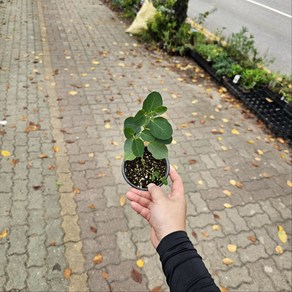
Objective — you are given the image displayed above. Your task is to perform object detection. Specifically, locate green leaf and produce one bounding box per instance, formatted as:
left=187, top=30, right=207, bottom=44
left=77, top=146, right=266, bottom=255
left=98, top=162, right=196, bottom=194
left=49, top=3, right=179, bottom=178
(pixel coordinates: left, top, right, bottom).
left=148, top=117, right=173, bottom=140
left=155, top=136, right=173, bottom=144
left=124, top=127, right=135, bottom=139
left=148, top=141, right=168, bottom=159
left=134, top=110, right=147, bottom=126
left=154, top=106, right=167, bottom=115
left=124, top=139, right=135, bottom=161
left=132, top=138, right=144, bottom=157
left=124, top=117, right=141, bottom=134
left=140, top=129, right=155, bottom=142
left=142, top=91, right=163, bottom=112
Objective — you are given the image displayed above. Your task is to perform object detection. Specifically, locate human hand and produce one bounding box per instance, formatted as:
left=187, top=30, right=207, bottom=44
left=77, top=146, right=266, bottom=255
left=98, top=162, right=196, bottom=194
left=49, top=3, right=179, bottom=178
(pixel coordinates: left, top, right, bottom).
left=126, top=165, right=186, bottom=248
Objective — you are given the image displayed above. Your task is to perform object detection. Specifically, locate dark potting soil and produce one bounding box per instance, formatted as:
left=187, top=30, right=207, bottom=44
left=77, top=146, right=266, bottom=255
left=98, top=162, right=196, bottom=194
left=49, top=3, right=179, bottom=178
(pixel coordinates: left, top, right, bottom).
left=124, top=149, right=167, bottom=189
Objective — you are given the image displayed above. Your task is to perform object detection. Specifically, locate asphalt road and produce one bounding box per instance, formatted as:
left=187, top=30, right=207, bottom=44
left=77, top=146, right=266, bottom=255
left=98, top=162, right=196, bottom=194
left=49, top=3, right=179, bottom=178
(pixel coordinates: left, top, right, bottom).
left=188, top=0, right=292, bottom=75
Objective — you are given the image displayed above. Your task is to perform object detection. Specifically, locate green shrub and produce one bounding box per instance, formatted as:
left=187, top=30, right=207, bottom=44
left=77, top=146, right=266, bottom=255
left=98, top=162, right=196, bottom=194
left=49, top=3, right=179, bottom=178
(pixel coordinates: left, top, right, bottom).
left=240, top=68, right=274, bottom=90
left=112, top=0, right=140, bottom=20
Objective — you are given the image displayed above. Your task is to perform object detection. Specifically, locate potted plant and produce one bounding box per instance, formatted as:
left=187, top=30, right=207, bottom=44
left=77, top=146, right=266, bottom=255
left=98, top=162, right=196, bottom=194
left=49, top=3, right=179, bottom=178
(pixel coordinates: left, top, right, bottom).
left=121, top=91, right=173, bottom=191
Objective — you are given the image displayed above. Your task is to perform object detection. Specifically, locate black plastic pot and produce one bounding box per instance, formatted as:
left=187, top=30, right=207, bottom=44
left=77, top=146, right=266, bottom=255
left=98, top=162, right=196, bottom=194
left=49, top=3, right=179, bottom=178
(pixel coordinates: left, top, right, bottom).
left=121, top=158, right=170, bottom=191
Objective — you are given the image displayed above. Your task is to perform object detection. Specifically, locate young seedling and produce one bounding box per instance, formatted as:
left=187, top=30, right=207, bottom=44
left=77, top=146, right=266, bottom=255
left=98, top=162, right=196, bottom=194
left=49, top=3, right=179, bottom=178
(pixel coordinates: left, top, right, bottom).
left=122, top=91, right=173, bottom=190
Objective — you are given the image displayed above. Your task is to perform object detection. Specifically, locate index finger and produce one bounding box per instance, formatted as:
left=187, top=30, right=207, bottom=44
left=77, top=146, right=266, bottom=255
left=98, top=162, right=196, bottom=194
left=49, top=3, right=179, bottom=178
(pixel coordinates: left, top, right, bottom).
left=169, top=165, right=184, bottom=197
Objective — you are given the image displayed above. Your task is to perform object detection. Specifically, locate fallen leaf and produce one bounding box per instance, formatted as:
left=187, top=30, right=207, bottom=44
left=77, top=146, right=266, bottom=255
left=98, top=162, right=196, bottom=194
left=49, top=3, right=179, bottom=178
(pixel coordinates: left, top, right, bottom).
left=64, top=268, right=72, bottom=279
left=231, top=129, right=239, bottom=135
left=220, top=286, right=229, bottom=292
left=92, top=60, right=99, bottom=65
left=222, top=258, right=234, bottom=265
left=119, top=195, right=126, bottom=207
left=287, top=180, right=292, bottom=188
left=88, top=153, right=94, bottom=158
left=24, top=122, right=41, bottom=133
left=197, top=180, right=204, bottom=185
left=257, top=149, right=264, bottom=155
left=235, top=181, right=243, bottom=189
left=68, top=90, right=78, bottom=96
left=93, top=253, right=103, bottom=265
left=97, top=173, right=106, bottom=178
left=33, top=186, right=42, bottom=190
left=227, top=244, right=237, bottom=252
left=1, top=150, right=11, bottom=157
left=90, top=226, right=97, bottom=233
left=275, top=245, right=283, bottom=254
left=188, top=159, right=197, bottom=165
left=212, top=225, right=220, bottom=231
left=222, top=118, right=229, bottom=123
left=221, top=146, right=228, bottom=151
left=261, top=172, right=271, bottom=178
left=53, top=146, right=60, bottom=153
left=131, top=268, right=142, bottom=283
left=105, top=122, right=111, bottom=129
left=11, top=159, right=20, bottom=166
left=0, top=229, right=8, bottom=239
left=136, top=259, right=144, bottom=268
left=102, top=271, right=108, bottom=280
left=49, top=241, right=57, bottom=246
left=224, top=203, right=232, bottom=209
left=248, top=235, right=257, bottom=243
left=115, top=155, right=122, bottom=160
left=278, top=225, right=287, bottom=243
left=214, top=213, right=220, bottom=220
left=223, top=190, right=232, bottom=196
left=73, top=188, right=81, bottom=194
left=39, top=154, right=48, bottom=159
left=192, top=231, right=197, bottom=238
left=48, top=165, right=55, bottom=170
left=247, top=139, right=255, bottom=144
left=202, top=231, right=209, bottom=237
left=229, top=180, right=236, bottom=186
left=88, top=204, right=96, bottom=209
left=151, top=286, right=162, bottom=292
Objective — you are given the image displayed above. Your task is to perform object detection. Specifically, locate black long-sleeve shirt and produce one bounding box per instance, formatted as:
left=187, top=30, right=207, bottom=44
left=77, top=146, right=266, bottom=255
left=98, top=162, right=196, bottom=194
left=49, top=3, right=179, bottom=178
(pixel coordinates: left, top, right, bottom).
left=157, top=231, right=220, bottom=292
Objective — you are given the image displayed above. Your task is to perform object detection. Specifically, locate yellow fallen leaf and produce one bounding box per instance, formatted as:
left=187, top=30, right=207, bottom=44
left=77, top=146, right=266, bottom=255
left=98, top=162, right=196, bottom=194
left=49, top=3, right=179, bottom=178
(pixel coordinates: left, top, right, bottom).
left=118, top=63, right=125, bottom=67
left=184, top=132, right=192, bottom=137
left=102, top=271, right=108, bottom=280
left=171, top=140, right=177, bottom=144
left=105, top=122, right=111, bottom=129
left=247, top=139, right=255, bottom=144
left=278, top=225, right=287, bottom=243
left=92, top=60, right=99, bottom=65
left=231, top=129, right=239, bottom=135
left=221, top=146, right=228, bottom=151
left=280, top=153, right=286, bottom=160
left=229, top=180, right=236, bottom=186
left=222, top=258, right=234, bottom=265
left=275, top=245, right=283, bottom=254
left=115, top=155, right=122, bottom=160
left=81, top=73, right=87, bottom=77
left=88, top=153, right=94, bottom=158
left=220, top=286, right=229, bottom=292
left=64, top=268, right=72, bottom=279
left=197, top=180, right=204, bottom=185
left=223, top=190, right=232, bottom=196
left=53, top=146, right=60, bottom=153
left=287, top=180, right=292, bottom=188
left=227, top=244, right=237, bottom=252
left=68, top=90, right=78, bottom=96
left=93, top=253, right=103, bottom=264
left=136, top=259, right=144, bottom=268
left=0, top=229, right=8, bottom=239
left=224, top=203, right=232, bottom=209
left=212, top=225, right=220, bottom=231
left=119, top=195, right=126, bottom=207
left=1, top=150, right=11, bottom=157
left=257, top=149, right=264, bottom=155
left=222, top=118, right=229, bottom=123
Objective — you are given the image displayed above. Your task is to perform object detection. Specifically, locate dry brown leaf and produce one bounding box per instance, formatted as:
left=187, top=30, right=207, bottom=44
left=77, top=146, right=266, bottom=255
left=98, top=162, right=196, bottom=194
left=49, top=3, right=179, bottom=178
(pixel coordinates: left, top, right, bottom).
left=93, top=253, right=103, bottom=265
left=214, top=213, right=221, bottom=220
left=248, top=235, right=257, bottom=243
left=24, top=122, right=40, bottom=133
left=188, top=159, right=197, bottom=165
left=90, top=226, right=97, bottom=233
left=11, top=159, right=20, bottom=166
left=88, top=204, right=96, bottom=209
left=39, top=154, right=48, bottom=159
left=102, top=271, right=108, bottom=280
left=131, top=268, right=142, bottom=283
left=220, top=286, right=229, bottom=292
left=235, top=181, right=243, bottom=189
left=48, top=165, right=55, bottom=170
left=261, top=172, right=271, bottom=178
left=222, top=258, right=234, bottom=265
left=192, top=231, right=197, bottom=238
left=151, top=286, right=162, bottom=292
left=64, top=268, right=72, bottom=279
left=202, top=231, right=209, bottom=237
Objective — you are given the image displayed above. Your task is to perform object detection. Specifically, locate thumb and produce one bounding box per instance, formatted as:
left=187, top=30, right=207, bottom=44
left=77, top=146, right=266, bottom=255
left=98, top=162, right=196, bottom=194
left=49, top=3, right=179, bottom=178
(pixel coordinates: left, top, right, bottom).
left=147, top=183, right=164, bottom=202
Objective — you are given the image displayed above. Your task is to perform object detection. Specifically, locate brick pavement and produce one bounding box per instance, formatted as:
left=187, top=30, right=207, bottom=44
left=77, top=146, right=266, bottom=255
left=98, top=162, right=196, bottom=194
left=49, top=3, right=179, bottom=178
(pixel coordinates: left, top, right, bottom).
left=0, top=0, right=291, bottom=291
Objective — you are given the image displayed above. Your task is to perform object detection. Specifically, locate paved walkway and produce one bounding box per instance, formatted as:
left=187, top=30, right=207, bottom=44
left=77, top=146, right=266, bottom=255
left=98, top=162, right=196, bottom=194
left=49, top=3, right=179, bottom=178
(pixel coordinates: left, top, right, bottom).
left=0, top=0, right=291, bottom=291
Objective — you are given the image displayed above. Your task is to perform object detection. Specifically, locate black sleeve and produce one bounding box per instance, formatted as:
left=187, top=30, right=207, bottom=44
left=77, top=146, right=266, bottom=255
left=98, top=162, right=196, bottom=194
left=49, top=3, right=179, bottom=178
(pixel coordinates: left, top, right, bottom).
left=157, top=231, right=220, bottom=292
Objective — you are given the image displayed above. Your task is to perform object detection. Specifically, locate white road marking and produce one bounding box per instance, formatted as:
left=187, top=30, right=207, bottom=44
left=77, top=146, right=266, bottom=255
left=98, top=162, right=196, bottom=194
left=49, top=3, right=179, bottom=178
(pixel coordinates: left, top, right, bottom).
left=246, top=0, right=292, bottom=18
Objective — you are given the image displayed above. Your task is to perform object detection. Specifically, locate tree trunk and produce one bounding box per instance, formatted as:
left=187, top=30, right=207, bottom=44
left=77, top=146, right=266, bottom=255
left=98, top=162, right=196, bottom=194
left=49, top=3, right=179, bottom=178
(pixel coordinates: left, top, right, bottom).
left=173, top=0, right=189, bottom=29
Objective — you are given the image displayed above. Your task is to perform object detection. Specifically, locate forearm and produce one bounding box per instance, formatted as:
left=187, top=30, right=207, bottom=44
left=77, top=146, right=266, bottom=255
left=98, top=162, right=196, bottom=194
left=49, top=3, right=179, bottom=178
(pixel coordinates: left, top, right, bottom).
left=157, top=231, right=220, bottom=292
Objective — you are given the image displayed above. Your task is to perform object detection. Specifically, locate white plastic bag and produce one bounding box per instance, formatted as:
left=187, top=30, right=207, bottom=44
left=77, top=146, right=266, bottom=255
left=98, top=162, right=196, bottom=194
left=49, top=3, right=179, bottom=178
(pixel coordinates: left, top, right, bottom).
left=126, top=0, right=157, bottom=35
